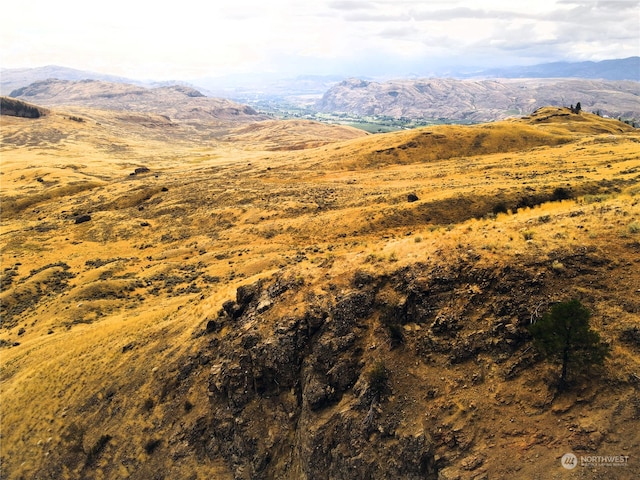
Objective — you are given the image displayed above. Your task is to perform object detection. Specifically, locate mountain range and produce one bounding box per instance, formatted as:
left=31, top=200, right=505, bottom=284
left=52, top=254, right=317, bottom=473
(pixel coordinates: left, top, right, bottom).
left=4, top=73, right=640, bottom=127
left=316, top=77, right=640, bottom=123
left=454, top=56, right=640, bottom=80
left=2, top=57, right=638, bottom=99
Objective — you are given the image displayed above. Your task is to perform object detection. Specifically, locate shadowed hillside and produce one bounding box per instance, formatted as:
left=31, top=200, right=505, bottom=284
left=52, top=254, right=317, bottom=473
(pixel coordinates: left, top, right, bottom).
left=0, top=96, right=48, bottom=118
left=1, top=105, right=639, bottom=479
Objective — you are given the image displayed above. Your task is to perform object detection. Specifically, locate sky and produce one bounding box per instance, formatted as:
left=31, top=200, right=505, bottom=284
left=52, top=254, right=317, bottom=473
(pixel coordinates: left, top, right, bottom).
left=1, top=0, right=639, bottom=80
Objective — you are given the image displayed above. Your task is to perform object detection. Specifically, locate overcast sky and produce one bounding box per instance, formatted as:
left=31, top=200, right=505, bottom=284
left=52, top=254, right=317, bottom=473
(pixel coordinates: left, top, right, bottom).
left=2, top=0, right=639, bottom=80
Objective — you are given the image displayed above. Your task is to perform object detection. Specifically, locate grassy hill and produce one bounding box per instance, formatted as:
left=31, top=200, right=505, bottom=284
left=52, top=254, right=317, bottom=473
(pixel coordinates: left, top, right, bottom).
left=1, top=105, right=639, bottom=479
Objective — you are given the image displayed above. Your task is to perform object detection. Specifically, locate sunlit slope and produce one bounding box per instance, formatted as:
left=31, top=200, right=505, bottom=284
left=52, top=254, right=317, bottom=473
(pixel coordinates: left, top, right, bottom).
left=223, top=119, right=368, bottom=150
left=315, top=107, right=635, bottom=170
left=0, top=105, right=639, bottom=479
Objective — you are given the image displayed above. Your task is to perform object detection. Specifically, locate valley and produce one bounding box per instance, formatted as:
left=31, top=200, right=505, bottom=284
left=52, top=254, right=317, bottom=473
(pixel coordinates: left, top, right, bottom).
left=1, top=99, right=640, bottom=479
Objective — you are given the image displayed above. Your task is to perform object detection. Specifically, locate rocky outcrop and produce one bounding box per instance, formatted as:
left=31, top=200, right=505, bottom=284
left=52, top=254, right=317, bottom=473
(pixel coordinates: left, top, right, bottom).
left=186, top=252, right=579, bottom=479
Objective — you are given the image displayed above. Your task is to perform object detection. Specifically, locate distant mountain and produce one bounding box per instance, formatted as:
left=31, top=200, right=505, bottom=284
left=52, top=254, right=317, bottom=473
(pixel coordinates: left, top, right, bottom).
left=8, top=79, right=267, bottom=122
left=0, top=65, right=140, bottom=96
left=0, top=65, right=199, bottom=96
left=459, top=57, right=640, bottom=81
left=316, top=78, right=640, bottom=123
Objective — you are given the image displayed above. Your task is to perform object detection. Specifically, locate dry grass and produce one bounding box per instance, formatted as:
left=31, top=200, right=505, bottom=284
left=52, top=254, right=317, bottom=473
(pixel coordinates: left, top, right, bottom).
left=1, top=106, right=639, bottom=478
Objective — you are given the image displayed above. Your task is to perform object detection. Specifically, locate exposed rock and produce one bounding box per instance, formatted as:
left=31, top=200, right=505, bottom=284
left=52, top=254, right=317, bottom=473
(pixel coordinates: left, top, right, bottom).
left=461, top=454, right=485, bottom=471
left=74, top=214, right=91, bottom=224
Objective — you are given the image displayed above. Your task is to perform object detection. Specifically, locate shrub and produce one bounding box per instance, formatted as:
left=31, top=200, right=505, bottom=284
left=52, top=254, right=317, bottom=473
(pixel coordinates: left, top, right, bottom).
left=386, top=323, right=405, bottom=349
left=552, top=187, right=572, bottom=201
left=85, top=434, right=112, bottom=467
left=492, top=201, right=509, bottom=215
left=144, top=439, right=162, bottom=454
left=367, top=361, right=390, bottom=401
left=142, top=398, right=154, bottom=412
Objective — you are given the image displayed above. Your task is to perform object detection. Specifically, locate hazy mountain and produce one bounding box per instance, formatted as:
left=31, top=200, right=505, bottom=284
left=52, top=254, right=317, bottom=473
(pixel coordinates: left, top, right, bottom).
left=0, top=65, right=140, bottom=96
left=8, top=79, right=267, bottom=122
left=0, top=65, right=198, bottom=96
left=459, top=56, right=640, bottom=81
left=5, top=57, right=636, bottom=100
left=317, top=77, right=640, bottom=123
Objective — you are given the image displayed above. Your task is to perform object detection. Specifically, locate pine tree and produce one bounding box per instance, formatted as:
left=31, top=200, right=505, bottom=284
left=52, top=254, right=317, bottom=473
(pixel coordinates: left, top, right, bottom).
left=528, top=299, right=609, bottom=391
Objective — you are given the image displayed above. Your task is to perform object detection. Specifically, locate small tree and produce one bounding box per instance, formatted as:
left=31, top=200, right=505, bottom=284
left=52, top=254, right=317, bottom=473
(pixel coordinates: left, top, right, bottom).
left=528, top=299, right=609, bottom=391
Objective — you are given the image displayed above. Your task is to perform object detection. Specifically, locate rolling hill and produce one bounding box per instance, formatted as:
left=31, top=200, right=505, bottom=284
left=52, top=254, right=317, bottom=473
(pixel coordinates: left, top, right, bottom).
left=1, top=102, right=639, bottom=479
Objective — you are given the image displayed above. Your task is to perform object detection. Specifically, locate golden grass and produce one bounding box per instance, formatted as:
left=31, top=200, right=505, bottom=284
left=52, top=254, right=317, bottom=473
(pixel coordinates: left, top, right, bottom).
left=1, top=106, right=639, bottom=478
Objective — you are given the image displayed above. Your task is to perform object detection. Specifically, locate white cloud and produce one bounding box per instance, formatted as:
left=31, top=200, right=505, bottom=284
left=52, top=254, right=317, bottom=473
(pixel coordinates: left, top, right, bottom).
left=1, top=0, right=638, bottom=79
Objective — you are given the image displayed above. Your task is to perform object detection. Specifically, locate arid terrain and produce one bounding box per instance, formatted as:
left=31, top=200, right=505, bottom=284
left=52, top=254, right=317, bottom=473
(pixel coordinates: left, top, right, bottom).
left=1, top=98, right=639, bottom=479
left=317, top=77, right=640, bottom=123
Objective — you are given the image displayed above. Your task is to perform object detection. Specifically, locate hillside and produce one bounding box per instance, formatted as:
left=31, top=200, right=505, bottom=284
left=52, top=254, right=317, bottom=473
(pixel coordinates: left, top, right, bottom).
left=1, top=105, right=639, bottom=479
left=317, top=78, right=640, bottom=123
left=0, top=96, right=48, bottom=118
left=8, top=79, right=268, bottom=122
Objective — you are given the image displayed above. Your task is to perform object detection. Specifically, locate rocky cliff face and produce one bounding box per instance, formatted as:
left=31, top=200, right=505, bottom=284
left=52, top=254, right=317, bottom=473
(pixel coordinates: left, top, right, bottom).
left=316, top=78, right=640, bottom=122
left=197, top=274, right=437, bottom=479
left=169, top=243, right=633, bottom=479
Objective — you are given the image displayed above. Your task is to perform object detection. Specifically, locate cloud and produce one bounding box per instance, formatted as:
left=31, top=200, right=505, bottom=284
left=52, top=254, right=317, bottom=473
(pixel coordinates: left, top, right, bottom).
left=1, top=0, right=638, bottom=79
left=327, top=0, right=371, bottom=10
